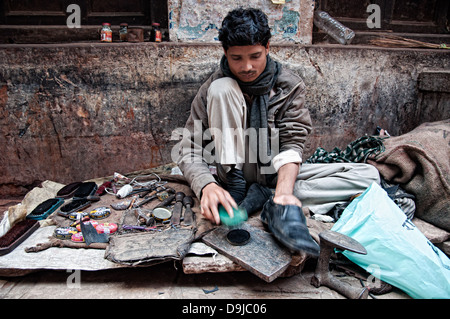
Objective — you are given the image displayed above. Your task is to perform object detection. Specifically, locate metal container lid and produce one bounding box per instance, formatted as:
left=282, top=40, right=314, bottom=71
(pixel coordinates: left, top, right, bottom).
left=152, top=207, right=172, bottom=221
left=226, top=229, right=250, bottom=246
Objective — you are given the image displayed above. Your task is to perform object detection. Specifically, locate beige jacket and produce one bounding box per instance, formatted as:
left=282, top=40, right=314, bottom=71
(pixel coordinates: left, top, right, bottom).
left=177, top=66, right=312, bottom=199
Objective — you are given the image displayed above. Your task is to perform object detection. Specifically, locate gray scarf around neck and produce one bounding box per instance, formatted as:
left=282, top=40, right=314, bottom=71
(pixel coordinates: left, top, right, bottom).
left=220, top=54, right=281, bottom=163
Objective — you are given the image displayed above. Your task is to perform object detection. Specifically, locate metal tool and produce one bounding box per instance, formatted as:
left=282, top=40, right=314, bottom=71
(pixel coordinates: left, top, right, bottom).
left=134, top=187, right=174, bottom=208
left=156, top=187, right=174, bottom=201
left=182, top=196, right=194, bottom=226
left=79, top=216, right=108, bottom=246
left=134, top=190, right=158, bottom=208
left=152, top=190, right=176, bottom=210
left=140, top=192, right=176, bottom=226
left=138, top=184, right=168, bottom=198
left=134, top=208, right=154, bottom=226
left=311, top=230, right=368, bottom=299
left=170, top=192, right=185, bottom=226
left=122, top=225, right=159, bottom=232
left=125, top=187, right=152, bottom=198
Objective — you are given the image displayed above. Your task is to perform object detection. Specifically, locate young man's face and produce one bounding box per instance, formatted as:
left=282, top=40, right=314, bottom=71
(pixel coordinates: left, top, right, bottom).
left=224, top=44, right=270, bottom=83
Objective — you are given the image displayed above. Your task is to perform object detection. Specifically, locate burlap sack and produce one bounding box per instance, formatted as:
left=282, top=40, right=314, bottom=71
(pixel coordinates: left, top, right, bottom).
left=368, top=120, right=450, bottom=231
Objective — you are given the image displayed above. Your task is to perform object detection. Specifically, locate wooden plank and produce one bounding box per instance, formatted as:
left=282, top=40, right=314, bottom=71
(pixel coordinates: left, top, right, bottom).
left=183, top=255, right=246, bottom=274
left=182, top=242, right=246, bottom=274
left=202, top=224, right=292, bottom=283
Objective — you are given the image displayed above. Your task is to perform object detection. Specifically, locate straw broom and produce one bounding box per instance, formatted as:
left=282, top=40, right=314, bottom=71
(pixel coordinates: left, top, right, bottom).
left=369, top=35, right=449, bottom=49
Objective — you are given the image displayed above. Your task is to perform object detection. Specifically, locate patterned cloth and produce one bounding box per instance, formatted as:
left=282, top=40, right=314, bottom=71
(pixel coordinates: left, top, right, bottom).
left=306, top=135, right=416, bottom=220
left=306, top=135, right=386, bottom=164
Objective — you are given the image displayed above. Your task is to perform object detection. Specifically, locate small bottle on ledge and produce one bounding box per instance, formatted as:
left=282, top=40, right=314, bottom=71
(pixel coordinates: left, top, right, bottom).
left=100, top=23, right=112, bottom=42
left=150, top=23, right=162, bottom=42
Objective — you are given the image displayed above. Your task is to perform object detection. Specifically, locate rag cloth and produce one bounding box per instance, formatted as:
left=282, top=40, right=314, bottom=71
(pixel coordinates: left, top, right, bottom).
left=305, top=135, right=415, bottom=218
left=306, top=135, right=386, bottom=164
left=367, top=120, right=450, bottom=231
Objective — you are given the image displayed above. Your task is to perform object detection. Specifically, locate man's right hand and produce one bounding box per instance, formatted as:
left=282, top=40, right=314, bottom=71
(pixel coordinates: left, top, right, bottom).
left=200, top=183, right=237, bottom=225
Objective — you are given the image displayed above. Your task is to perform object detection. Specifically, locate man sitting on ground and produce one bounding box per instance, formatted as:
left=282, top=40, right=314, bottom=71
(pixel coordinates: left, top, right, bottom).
left=177, top=7, right=380, bottom=255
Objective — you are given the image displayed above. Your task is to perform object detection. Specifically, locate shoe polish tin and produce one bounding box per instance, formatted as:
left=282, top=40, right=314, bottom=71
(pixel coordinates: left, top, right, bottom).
left=152, top=207, right=172, bottom=221
left=226, top=229, right=251, bottom=246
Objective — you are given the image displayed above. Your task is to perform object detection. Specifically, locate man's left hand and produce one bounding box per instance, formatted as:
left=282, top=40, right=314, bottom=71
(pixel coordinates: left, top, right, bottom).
left=273, top=193, right=302, bottom=207
left=273, top=162, right=302, bottom=207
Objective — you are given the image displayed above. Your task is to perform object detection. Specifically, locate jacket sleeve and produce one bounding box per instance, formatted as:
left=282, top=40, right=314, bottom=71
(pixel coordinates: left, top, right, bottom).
left=274, top=80, right=312, bottom=167
left=176, top=75, right=218, bottom=199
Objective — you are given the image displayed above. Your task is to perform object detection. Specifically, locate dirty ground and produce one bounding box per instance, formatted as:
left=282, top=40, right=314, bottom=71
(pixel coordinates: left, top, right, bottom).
left=0, top=260, right=410, bottom=300
left=0, top=195, right=410, bottom=302
left=2, top=122, right=449, bottom=302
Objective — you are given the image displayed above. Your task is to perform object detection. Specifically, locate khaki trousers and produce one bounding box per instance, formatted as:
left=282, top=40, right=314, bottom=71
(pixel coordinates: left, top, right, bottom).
left=207, top=77, right=380, bottom=215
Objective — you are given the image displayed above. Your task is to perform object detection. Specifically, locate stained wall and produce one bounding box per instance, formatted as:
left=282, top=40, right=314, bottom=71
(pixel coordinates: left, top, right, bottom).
left=1, top=41, right=449, bottom=196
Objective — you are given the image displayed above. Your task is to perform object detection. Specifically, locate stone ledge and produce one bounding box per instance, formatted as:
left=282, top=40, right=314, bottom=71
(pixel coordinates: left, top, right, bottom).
left=418, top=70, right=450, bottom=93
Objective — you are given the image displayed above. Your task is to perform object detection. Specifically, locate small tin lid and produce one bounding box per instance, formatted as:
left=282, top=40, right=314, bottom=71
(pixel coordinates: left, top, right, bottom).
left=71, top=232, right=85, bottom=242
left=96, top=223, right=118, bottom=234
left=53, top=226, right=78, bottom=240
left=89, top=206, right=111, bottom=220
left=152, top=207, right=172, bottom=220
left=68, top=211, right=89, bottom=220
left=226, top=229, right=250, bottom=246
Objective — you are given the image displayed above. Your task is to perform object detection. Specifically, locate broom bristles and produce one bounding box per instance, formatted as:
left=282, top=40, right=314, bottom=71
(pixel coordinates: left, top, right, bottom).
left=369, top=35, right=447, bottom=49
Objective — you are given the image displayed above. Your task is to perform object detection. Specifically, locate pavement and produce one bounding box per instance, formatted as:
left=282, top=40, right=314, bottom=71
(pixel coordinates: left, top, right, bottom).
left=0, top=197, right=411, bottom=302
left=0, top=259, right=410, bottom=300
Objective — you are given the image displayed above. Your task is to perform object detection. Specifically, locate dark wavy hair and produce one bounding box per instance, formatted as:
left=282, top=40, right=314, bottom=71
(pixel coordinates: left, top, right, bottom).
left=218, top=7, right=272, bottom=51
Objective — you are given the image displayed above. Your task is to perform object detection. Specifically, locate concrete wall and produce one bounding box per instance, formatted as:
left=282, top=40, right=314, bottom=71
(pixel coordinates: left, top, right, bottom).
left=1, top=42, right=449, bottom=196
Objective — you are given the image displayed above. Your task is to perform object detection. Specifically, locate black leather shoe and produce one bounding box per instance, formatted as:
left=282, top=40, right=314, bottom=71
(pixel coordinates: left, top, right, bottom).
left=260, top=198, right=320, bottom=256
left=239, top=183, right=273, bottom=215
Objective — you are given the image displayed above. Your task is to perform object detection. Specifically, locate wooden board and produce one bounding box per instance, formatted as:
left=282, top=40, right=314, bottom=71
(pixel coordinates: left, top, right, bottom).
left=202, top=223, right=292, bottom=282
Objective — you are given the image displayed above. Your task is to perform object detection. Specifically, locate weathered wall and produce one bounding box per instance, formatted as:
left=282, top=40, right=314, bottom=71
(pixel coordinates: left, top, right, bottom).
left=168, top=0, right=315, bottom=44
left=1, top=42, right=449, bottom=196
left=279, top=46, right=450, bottom=150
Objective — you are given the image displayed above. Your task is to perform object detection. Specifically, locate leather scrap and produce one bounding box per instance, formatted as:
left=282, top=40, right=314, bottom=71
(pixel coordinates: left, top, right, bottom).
left=105, top=227, right=195, bottom=266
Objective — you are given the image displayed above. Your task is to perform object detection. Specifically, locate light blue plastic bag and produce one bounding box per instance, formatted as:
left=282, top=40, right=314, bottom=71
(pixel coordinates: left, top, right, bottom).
left=332, top=182, right=450, bottom=299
